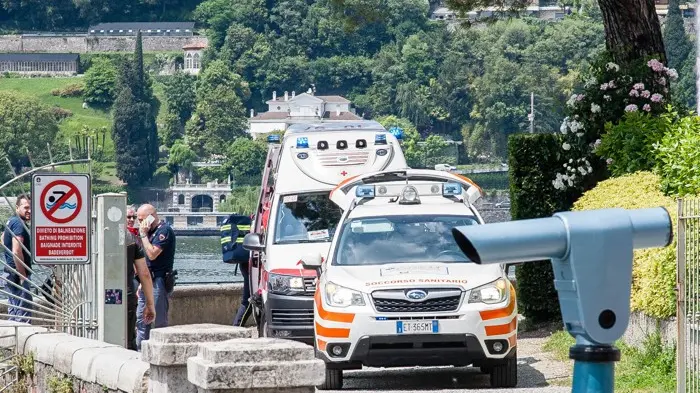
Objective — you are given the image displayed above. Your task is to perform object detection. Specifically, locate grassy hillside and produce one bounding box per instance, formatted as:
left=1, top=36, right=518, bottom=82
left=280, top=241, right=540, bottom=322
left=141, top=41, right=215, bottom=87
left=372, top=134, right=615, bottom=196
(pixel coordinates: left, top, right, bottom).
left=0, top=77, right=168, bottom=185
left=0, top=77, right=113, bottom=151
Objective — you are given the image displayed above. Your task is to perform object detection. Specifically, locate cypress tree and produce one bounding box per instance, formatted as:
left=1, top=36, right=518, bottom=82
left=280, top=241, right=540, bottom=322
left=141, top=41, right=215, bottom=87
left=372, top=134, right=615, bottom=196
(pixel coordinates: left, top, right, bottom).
left=663, top=0, right=692, bottom=71
left=111, top=32, right=160, bottom=186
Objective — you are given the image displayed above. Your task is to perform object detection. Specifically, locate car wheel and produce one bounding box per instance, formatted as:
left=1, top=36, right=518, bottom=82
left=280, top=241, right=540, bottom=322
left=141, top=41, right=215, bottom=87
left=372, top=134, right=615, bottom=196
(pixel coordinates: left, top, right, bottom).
left=479, top=365, right=492, bottom=374
left=319, top=367, right=343, bottom=390
left=489, top=351, right=517, bottom=388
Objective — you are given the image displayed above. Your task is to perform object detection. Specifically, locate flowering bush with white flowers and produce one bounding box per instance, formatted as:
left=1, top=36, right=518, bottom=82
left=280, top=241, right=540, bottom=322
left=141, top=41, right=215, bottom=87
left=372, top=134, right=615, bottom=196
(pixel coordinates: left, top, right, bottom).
left=553, top=54, right=678, bottom=191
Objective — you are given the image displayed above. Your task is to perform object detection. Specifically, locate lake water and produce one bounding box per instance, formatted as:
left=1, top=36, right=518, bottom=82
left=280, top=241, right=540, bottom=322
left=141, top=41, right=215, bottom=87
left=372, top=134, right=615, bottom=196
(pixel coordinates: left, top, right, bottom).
left=174, top=236, right=244, bottom=284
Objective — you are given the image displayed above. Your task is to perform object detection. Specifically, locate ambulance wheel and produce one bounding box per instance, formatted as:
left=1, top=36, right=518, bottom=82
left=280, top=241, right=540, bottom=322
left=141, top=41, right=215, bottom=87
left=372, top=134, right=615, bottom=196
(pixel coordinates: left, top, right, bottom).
left=319, top=368, right=343, bottom=390
left=489, top=352, right=517, bottom=388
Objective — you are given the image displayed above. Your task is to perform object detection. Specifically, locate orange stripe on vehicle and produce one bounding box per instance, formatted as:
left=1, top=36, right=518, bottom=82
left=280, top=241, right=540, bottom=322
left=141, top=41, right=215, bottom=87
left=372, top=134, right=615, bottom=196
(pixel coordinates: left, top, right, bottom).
left=485, top=316, right=517, bottom=336
left=315, top=322, right=350, bottom=338
left=454, top=174, right=484, bottom=195
left=314, top=292, right=355, bottom=323
left=330, top=175, right=359, bottom=198
left=508, top=334, right=517, bottom=348
left=317, top=339, right=327, bottom=351
left=479, top=285, right=517, bottom=321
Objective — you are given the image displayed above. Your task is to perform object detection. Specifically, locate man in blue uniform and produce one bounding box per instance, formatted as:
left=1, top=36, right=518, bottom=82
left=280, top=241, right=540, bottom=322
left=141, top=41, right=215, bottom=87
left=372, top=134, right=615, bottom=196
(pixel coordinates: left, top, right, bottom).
left=2, top=195, right=32, bottom=323
left=221, top=214, right=252, bottom=326
left=135, top=204, right=176, bottom=350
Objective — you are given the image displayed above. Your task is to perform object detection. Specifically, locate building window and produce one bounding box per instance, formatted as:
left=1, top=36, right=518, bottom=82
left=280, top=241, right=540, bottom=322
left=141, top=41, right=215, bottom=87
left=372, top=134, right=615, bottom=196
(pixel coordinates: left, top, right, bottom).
left=220, top=195, right=226, bottom=203
left=193, top=53, right=200, bottom=69
left=178, top=194, right=185, bottom=205
left=185, top=53, right=193, bottom=69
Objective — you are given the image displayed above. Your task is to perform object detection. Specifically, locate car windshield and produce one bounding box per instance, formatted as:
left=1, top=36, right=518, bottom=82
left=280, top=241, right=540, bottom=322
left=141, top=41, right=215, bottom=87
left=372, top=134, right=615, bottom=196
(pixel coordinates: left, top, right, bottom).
left=333, top=215, right=479, bottom=266
left=273, top=192, right=343, bottom=244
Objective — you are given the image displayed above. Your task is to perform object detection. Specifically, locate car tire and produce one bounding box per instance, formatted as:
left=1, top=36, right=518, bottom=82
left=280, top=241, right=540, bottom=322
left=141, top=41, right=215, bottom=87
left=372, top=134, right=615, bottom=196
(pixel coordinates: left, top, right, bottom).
left=319, top=368, right=343, bottom=390
left=489, top=351, right=517, bottom=388
left=479, top=366, right=492, bottom=374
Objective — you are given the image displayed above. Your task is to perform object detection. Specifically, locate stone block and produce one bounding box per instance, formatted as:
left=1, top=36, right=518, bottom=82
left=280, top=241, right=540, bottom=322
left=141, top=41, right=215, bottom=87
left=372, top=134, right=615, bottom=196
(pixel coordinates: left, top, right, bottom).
left=53, top=337, right=119, bottom=374
left=24, top=332, right=81, bottom=365
left=117, top=358, right=150, bottom=393
left=16, top=326, right=49, bottom=353
left=142, top=324, right=253, bottom=393
left=142, top=324, right=252, bottom=366
left=90, top=347, right=141, bottom=390
left=187, top=338, right=325, bottom=392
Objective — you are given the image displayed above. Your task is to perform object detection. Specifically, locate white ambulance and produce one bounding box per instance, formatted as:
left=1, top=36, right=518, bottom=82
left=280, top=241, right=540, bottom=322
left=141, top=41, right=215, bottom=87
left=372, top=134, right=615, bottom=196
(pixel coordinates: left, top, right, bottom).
left=243, top=121, right=408, bottom=344
left=300, top=169, right=518, bottom=390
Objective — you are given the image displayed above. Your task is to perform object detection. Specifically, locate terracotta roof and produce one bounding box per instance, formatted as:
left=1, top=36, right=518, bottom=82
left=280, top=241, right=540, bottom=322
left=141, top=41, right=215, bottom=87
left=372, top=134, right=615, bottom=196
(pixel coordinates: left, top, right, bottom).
left=250, top=112, right=288, bottom=120
left=323, top=111, right=363, bottom=120
left=183, top=43, right=207, bottom=50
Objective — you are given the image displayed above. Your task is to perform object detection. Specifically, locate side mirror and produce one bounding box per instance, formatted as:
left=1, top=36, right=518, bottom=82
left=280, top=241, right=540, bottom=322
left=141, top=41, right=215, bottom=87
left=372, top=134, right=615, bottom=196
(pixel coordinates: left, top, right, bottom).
left=242, top=233, right=265, bottom=252
left=300, top=253, right=323, bottom=273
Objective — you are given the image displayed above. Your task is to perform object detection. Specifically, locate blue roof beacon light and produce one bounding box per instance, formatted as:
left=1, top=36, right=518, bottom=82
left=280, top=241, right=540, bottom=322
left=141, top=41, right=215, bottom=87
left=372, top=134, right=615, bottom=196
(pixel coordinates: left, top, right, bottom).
left=389, top=126, right=404, bottom=140
left=443, top=182, right=463, bottom=196
left=267, top=134, right=281, bottom=143
left=355, top=185, right=376, bottom=198
left=296, top=137, right=309, bottom=148
left=374, top=133, right=387, bottom=145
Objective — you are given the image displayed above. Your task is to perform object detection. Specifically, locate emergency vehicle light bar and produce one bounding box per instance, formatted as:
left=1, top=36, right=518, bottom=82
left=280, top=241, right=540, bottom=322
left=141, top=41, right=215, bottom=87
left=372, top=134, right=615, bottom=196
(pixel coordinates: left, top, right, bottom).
left=356, top=185, right=376, bottom=198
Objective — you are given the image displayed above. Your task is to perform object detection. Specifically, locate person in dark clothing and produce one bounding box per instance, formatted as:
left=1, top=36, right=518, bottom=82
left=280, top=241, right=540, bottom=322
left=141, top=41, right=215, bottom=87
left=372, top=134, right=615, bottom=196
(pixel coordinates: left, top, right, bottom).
left=126, top=223, right=155, bottom=350
left=136, top=204, right=176, bottom=350
left=2, top=195, right=32, bottom=323
left=221, top=214, right=252, bottom=326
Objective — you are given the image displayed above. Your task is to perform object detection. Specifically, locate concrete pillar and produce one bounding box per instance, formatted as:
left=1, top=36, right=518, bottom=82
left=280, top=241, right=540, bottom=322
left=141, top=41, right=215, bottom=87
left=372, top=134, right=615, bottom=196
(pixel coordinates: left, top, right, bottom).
left=140, top=324, right=253, bottom=393
left=96, top=193, right=128, bottom=347
left=187, top=338, right=325, bottom=393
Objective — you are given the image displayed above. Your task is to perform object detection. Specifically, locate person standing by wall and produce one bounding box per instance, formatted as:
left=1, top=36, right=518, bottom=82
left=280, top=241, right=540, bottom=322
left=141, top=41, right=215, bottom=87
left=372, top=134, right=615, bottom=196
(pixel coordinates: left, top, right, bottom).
left=2, top=195, right=32, bottom=323
left=125, top=208, right=156, bottom=350
left=220, top=213, right=252, bottom=326
left=135, top=204, right=177, bottom=350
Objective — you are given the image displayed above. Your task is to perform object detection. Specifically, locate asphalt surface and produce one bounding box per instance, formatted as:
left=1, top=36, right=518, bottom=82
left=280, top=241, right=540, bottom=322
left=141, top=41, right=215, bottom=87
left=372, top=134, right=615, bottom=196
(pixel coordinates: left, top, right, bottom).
left=320, top=336, right=572, bottom=393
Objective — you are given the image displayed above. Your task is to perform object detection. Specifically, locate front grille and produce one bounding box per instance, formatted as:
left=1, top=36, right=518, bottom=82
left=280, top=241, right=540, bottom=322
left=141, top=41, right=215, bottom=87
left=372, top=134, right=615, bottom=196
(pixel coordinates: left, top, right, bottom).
left=371, top=289, right=462, bottom=313
left=315, top=150, right=370, bottom=166
left=271, top=309, right=314, bottom=325
left=302, top=277, right=316, bottom=296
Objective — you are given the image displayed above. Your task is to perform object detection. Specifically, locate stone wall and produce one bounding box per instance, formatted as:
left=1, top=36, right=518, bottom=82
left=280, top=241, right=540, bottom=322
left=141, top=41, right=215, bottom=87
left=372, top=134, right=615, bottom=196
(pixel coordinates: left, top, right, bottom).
left=622, top=311, right=677, bottom=348
left=0, top=321, right=149, bottom=393
left=0, top=35, right=208, bottom=53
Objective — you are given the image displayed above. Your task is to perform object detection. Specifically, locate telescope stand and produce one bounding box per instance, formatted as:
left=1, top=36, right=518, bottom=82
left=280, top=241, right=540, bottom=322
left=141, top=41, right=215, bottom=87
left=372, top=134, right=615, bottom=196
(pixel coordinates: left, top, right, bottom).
left=570, top=343, right=620, bottom=393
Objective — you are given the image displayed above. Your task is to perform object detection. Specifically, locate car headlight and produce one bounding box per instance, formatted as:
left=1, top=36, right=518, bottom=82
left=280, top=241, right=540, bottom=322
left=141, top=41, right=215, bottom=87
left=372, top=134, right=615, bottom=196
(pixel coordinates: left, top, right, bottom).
left=268, top=273, right=306, bottom=295
left=468, top=278, right=508, bottom=304
left=325, top=282, right=365, bottom=307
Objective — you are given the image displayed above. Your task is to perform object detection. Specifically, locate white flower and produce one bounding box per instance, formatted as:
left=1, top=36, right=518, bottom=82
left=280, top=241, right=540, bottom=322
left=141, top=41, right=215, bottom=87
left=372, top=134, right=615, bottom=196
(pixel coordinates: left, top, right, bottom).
left=625, top=104, right=638, bottom=112
left=567, top=179, right=574, bottom=187
left=604, top=95, right=612, bottom=102
left=584, top=77, right=597, bottom=88
left=633, top=83, right=645, bottom=90
left=578, top=166, right=587, bottom=176
left=562, top=142, right=571, bottom=151
left=666, top=68, right=679, bottom=80
left=569, top=159, right=573, bottom=163
left=600, top=83, right=609, bottom=91
left=566, top=95, right=577, bottom=107
left=591, top=103, right=601, bottom=113
left=576, top=132, right=584, bottom=137
left=606, top=62, right=620, bottom=72
left=587, top=166, right=593, bottom=174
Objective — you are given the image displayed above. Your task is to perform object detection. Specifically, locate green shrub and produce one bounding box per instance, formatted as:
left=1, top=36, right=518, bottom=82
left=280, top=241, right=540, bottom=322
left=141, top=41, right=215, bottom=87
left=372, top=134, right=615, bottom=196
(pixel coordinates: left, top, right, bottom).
left=83, top=57, right=118, bottom=109
left=51, top=83, right=85, bottom=98
left=597, top=110, right=673, bottom=177
left=572, top=171, right=676, bottom=318
left=508, top=133, right=577, bottom=323
left=654, top=114, right=700, bottom=196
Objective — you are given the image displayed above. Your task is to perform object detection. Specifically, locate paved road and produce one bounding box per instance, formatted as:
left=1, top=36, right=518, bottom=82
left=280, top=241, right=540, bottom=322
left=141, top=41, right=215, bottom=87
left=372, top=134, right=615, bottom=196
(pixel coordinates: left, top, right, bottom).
left=321, top=336, right=572, bottom=392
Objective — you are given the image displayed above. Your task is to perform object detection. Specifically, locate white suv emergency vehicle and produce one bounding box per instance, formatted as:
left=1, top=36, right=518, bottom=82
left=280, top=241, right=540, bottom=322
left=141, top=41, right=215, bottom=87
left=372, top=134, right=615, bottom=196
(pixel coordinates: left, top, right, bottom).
left=301, top=169, right=518, bottom=390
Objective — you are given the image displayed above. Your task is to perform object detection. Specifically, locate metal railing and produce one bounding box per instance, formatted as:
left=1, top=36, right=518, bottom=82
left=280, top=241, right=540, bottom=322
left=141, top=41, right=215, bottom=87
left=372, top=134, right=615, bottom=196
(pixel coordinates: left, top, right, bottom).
left=677, top=198, right=700, bottom=392
left=0, top=148, right=98, bottom=341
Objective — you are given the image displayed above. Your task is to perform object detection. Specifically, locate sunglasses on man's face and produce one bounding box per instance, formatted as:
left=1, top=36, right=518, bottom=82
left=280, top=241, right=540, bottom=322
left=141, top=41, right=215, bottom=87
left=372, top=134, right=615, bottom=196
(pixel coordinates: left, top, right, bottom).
left=127, top=215, right=137, bottom=219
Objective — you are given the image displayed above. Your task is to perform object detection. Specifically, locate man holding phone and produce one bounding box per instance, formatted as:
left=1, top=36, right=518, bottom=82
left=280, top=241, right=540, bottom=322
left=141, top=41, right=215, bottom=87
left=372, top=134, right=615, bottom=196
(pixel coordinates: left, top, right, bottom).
left=135, top=204, right=177, bottom=350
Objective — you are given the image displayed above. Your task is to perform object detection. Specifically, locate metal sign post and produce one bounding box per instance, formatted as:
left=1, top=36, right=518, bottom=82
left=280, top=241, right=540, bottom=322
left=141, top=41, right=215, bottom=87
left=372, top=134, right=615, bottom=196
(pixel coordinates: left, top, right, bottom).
left=31, top=174, right=91, bottom=265
left=95, top=193, right=128, bottom=346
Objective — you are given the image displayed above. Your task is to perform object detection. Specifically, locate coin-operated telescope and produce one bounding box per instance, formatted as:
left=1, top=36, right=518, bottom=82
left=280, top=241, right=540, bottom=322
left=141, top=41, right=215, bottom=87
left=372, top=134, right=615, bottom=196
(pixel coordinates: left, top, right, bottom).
left=452, top=208, right=673, bottom=393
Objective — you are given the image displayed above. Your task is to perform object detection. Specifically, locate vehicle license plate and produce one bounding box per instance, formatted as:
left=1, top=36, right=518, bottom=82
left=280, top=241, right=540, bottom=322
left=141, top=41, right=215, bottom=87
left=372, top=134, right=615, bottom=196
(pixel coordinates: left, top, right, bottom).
left=396, top=320, right=439, bottom=334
